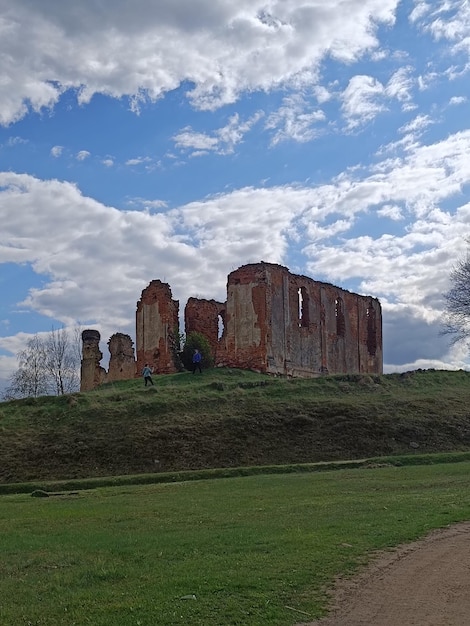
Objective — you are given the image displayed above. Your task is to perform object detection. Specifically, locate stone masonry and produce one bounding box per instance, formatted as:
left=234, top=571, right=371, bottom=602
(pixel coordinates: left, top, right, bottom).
left=107, top=333, right=136, bottom=381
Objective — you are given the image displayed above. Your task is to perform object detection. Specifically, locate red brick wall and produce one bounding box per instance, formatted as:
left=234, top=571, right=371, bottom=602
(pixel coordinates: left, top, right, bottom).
left=184, top=297, right=225, bottom=358
left=136, top=280, right=179, bottom=375
left=216, top=262, right=382, bottom=376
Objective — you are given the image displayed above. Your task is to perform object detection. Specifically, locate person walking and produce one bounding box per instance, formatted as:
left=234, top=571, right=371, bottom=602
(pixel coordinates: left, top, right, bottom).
left=142, top=363, right=154, bottom=386
left=192, top=349, right=202, bottom=374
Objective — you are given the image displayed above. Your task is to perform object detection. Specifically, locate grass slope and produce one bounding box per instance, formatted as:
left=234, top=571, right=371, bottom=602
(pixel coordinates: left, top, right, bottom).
left=1, top=368, right=470, bottom=483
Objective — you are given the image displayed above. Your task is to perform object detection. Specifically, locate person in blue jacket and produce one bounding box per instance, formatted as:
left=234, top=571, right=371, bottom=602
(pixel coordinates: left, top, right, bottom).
left=142, top=363, right=154, bottom=386
left=192, top=349, right=202, bottom=374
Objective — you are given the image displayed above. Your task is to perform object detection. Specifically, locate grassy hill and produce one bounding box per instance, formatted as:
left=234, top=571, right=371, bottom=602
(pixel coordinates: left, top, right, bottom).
left=1, top=367, right=470, bottom=483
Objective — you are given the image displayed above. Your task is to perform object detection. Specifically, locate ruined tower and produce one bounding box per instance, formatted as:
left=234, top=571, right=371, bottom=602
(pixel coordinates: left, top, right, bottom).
left=80, top=329, right=107, bottom=391
left=135, top=280, right=179, bottom=375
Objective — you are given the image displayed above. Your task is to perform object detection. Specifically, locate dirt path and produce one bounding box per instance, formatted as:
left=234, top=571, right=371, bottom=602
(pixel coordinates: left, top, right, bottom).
left=298, top=522, right=470, bottom=626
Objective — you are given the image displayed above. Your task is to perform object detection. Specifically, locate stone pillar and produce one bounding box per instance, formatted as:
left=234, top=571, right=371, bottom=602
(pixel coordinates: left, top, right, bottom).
left=107, top=333, right=136, bottom=381
left=136, top=280, right=179, bottom=375
left=80, top=329, right=107, bottom=391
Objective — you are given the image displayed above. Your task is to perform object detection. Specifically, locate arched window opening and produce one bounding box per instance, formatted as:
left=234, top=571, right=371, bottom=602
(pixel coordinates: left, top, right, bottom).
left=335, top=297, right=345, bottom=337
left=366, top=302, right=377, bottom=356
left=298, top=287, right=309, bottom=327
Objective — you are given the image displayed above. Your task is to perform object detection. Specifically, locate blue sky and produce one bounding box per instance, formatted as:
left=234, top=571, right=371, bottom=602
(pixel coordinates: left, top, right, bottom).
left=1, top=0, right=470, bottom=391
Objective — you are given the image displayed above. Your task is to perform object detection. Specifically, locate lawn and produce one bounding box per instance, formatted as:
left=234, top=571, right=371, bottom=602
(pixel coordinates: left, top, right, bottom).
left=1, top=461, right=469, bottom=625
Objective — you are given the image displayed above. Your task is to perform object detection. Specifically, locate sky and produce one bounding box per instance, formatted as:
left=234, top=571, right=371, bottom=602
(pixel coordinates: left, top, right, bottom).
left=1, top=0, right=470, bottom=392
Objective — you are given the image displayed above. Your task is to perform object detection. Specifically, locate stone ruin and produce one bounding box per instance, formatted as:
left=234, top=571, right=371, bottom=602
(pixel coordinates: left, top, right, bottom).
left=135, top=279, right=179, bottom=376
left=107, top=333, right=136, bottom=381
left=81, top=262, right=382, bottom=390
left=80, top=329, right=107, bottom=391
left=80, top=331, right=135, bottom=391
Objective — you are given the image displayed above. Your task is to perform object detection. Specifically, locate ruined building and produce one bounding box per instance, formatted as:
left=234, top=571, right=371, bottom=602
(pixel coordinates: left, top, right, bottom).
left=186, top=263, right=382, bottom=376
left=80, top=262, right=382, bottom=389
left=80, top=330, right=135, bottom=391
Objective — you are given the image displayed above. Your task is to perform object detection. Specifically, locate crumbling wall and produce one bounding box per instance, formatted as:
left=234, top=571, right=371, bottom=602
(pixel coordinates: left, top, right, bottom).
left=80, top=330, right=107, bottom=391
left=107, top=333, right=136, bottom=381
left=184, top=297, right=225, bottom=359
left=136, top=280, right=179, bottom=375
left=216, top=263, right=268, bottom=370
left=216, top=262, right=382, bottom=376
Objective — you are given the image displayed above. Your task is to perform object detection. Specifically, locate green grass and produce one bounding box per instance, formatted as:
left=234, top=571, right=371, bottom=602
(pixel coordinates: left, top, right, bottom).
left=1, top=368, right=470, bottom=483
left=1, top=461, right=469, bottom=625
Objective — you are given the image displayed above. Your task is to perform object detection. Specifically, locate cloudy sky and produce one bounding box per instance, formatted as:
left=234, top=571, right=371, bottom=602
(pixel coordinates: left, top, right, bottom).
left=1, top=0, right=470, bottom=391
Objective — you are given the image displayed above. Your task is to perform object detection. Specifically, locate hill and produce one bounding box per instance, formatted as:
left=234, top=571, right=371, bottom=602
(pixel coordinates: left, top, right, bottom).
left=1, top=368, right=470, bottom=483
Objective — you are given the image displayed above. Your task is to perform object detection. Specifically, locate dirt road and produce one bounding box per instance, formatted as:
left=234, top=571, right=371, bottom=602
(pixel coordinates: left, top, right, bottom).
left=299, top=522, right=470, bottom=626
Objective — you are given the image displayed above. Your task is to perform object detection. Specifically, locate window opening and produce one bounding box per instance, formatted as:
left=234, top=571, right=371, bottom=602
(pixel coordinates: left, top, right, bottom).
left=366, top=302, right=377, bottom=356
left=335, top=297, right=345, bottom=337
left=298, top=287, right=309, bottom=327
left=218, top=313, right=225, bottom=339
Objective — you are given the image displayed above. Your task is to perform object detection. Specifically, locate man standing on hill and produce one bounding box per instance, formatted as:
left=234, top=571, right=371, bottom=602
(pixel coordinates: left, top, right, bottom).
left=142, top=364, right=154, bottom=386
left=192, top=349, right=202, bottom=374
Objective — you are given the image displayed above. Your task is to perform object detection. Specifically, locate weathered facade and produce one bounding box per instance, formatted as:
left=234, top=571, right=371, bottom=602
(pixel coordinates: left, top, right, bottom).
left=135, top=280, right=179, bottom=375
left=213, top=263, right=382, bottom=376
left=80, top=329, right=107, bottom=391
left=80, top=262, right=382, bottom=390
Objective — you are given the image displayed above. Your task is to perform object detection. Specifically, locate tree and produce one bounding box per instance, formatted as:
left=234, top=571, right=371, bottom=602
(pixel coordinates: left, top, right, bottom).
left=181, top=331, right=214, bottom=371
left=169, top=326, right=185, bottom=372
left=2, top=327, right=81, bottom=400
left=2, top=335, right=49, bottom=400
left=442, top=252, right=470, bottom=345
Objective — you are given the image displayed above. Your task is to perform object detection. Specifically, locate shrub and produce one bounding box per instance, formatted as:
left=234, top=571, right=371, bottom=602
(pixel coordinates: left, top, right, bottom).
left=181, top=331, right=214, bottom=371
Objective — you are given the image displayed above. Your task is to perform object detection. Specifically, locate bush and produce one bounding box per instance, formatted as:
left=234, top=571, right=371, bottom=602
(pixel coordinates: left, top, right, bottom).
left=181, top=332, right=214, bottom=371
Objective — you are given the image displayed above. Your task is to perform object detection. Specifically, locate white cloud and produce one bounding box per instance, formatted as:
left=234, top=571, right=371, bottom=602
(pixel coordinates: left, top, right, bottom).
left=173, top=111, right=264, bottom=155
left=102, top=158, right=114, bottom=167
left=7, top=136, right=28, bottom=147
left=341, top=75, right=387, bottom=128
left=385, top=66, right=415, bottom=105
left=125, top=156, right=152, bottom=166
left=377, top=204, right=404, bottom=220
left=412, top=1, right=470, bottom=64
left=265, top=94, right=325, bottom=145
left=399, top=114, right=434, bottom=134
left=51, top=145, right=63, bottom=157
left=449, top=95, right=467, bottom=105
left=0, top=0, right=401, bottom=126
left=76, top=150, right=91, bottom=161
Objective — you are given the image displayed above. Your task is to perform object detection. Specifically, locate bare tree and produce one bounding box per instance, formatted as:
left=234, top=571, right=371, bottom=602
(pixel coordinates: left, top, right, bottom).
left=442, top=252, right=470, bottom=345
left=2, top=335, right=48, bottom=400
left=44, top=327, right=80, bottom=395
left=2, top=327, right=81, bottom=400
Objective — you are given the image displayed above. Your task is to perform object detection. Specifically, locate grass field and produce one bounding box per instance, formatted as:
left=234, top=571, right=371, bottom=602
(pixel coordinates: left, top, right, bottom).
left=1, top=459, right=469, bottom=625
